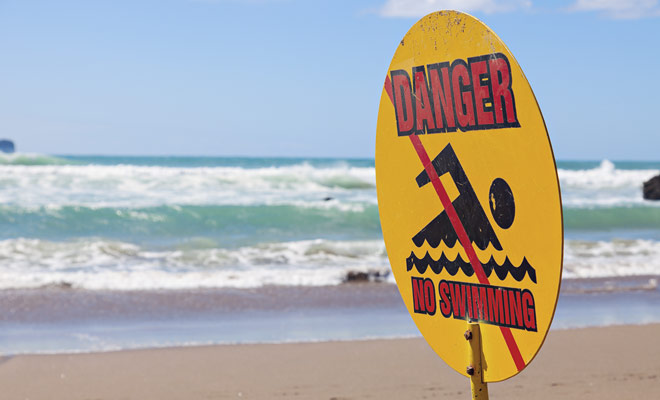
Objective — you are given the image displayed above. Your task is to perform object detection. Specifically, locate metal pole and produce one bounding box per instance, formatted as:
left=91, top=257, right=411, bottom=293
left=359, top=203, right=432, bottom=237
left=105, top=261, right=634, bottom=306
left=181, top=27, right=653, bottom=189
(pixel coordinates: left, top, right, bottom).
left=465, top=322, right=489, bottom=400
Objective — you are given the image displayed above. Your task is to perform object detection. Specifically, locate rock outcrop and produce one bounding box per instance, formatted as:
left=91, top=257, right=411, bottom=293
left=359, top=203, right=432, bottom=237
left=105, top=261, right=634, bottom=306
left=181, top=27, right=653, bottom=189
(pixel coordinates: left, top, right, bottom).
left=0, top=139, right=15, bottom=153
left=643, top=175, right=660, bottom=200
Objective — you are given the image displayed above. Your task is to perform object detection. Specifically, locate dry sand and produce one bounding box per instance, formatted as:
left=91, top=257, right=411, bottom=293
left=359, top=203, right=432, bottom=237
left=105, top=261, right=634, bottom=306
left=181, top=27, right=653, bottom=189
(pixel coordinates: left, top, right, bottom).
left=1, top=323, right=659, bottom=399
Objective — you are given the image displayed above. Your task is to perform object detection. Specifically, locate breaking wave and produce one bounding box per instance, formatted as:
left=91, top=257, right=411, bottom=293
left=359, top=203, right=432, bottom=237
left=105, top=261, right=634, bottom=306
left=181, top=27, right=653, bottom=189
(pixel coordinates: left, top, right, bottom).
left=0, top=238, right=390, bottom=290
left=0, top=162, right=375, bottom=208
left=0, top=236, right=658, bottom=290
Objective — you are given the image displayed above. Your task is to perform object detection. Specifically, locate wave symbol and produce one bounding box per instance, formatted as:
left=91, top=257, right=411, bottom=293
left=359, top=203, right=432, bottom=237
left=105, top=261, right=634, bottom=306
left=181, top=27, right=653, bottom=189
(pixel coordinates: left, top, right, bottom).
left=406, top=252, right=537, bottom=283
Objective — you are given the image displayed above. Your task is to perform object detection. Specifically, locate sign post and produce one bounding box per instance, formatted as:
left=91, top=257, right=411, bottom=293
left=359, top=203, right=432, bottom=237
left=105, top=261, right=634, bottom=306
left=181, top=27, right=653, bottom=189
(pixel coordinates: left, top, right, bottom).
left=466, top=322, right=488, bottom=399
left=375, top=10, right=563, bottom=393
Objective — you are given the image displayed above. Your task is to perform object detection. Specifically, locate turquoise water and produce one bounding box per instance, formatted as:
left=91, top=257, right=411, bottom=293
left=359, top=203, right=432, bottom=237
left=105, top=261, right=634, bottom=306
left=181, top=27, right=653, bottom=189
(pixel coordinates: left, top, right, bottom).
left=0, top=153, right=659, bottom=289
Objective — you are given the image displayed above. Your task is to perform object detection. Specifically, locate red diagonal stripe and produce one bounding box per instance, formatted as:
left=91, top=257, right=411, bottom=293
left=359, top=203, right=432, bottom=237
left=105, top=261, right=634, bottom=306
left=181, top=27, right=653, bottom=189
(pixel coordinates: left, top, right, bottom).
left=384, top=74, right=525, bottom=372
left=384, top=75, right=394, bottom=104
left=409, top=134, right=525, bottom=372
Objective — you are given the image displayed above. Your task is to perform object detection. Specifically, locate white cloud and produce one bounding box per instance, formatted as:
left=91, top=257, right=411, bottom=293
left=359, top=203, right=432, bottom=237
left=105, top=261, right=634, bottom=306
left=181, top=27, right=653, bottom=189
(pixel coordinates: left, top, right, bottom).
left=379, top=0, right=531, bottom=18
left=569, top=0, right=660, bottom=19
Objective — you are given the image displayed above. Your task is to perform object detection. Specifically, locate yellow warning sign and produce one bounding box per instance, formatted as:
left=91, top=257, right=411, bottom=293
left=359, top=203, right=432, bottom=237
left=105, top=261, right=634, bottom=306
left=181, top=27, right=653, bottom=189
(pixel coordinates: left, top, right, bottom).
left=376, top=11, right=563, bottom=382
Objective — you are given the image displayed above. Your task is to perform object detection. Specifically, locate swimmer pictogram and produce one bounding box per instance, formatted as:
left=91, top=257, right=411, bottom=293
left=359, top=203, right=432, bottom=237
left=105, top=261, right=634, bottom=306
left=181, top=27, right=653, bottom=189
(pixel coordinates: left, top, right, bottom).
left=406, top=144, right=537, bottom=283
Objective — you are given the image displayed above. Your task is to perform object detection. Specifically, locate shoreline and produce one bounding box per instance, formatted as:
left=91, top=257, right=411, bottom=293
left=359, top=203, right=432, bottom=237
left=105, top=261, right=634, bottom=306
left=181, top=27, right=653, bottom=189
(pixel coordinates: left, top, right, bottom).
left=2, top=319, right=659, bottom=357
left=1, top=281, right=660, bottom=355
left=2, top=275, right=658, bottom=320
left=1, top=323, right=658, bottom=399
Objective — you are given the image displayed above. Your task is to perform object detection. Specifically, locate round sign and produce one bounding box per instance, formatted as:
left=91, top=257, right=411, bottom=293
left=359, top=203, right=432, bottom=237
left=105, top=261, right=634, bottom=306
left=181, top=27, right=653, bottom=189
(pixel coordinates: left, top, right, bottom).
left=376, top=11, right=563, bottom=382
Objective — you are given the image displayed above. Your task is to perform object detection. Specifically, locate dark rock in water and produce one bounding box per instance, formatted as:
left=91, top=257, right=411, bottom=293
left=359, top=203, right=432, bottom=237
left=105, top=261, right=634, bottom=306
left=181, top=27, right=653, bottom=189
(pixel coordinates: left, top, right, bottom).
left=345, top=271, right=370, bottom=282
left=643, top=175, right=660, bottom=200
left=0, top=139, right=14, bottom=153
left=40, top=281, right=74, bottom=290
left=323, top=196, right=334, bottom=201
left=343, top=270, right=390, bottom=283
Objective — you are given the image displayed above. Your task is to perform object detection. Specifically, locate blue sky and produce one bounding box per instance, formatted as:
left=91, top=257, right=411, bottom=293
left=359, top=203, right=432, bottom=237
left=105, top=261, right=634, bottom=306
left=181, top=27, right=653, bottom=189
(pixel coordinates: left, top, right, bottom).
left=1, top=0, right=659, bottom=159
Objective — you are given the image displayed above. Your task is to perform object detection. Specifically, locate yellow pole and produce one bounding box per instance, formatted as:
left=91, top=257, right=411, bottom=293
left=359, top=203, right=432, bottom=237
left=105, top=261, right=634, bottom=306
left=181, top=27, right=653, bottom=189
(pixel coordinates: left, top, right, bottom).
left=465, top=322, right=489, bottom=400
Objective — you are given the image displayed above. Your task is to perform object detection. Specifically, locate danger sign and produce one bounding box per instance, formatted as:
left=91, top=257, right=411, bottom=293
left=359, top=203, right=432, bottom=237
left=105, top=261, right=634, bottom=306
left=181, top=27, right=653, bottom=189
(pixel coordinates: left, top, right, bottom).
left=376, top=11, right=563, bottom=382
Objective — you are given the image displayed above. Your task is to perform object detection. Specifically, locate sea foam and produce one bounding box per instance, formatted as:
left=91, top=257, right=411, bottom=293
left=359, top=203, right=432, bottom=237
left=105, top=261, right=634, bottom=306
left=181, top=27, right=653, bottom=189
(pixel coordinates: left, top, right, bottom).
left=2, top=157, right=660, bottom=291
left=558, top=160, right=659, bottom=207
left=1, top=159, right=658, bottom=210
left=1, top=236, right=659, bottom=290
left=0, top=238, right=391, bottom=290
left=0, top=163, right=375, bottom=209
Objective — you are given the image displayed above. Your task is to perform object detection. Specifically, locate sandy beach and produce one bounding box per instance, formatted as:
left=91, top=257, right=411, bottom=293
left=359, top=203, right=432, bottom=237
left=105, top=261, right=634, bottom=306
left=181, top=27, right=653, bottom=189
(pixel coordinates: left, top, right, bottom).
left=1, top=323, right=658, bottom=399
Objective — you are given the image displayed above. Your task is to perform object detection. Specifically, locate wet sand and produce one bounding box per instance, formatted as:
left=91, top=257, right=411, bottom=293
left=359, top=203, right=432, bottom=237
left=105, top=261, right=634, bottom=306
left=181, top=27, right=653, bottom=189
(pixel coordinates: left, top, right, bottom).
left=1, top=323, right=658, bottom=399
left=2, top=282, right=660, bottom=354
left=2, top=277, right=657, bottom=323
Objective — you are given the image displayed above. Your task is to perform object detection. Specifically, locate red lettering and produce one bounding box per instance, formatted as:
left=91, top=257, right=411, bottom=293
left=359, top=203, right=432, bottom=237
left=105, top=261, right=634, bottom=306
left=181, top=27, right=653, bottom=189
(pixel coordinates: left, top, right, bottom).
left=451, top=62, right=476, bottom=129
left=435, top=281, right=536, bottom=332
left=388, top=53, right=518, bottom=136
left=450, top=283, right=466, bottom=318
left=465, top=283, right=473, bottom=319
left=413, top=67, right=436, bottom=134
left=470, top=59, right=494, bottom=126
left=502, top=290, right=510, bottom=325
left=471, top=285, right=481, bottom=320
left=411, top=277, right=437, bottom=315
left=479, top=286, right=489, bottom=321
left=487, top=287, right=504, bottom=324
left=522, top=290, right=537, bottom=331
left=391, top=70, right=415, bottom=135
left=428, top=63, right=456, bottom=130
left=489, top=56, right=518, bottom=125
left=509, top=290, right=523, bottom=329
left=423, top=279, right=436, bottom=315
left=412, top=277, right=425, bottom=313
left=438, top=280, right=452, bottom=317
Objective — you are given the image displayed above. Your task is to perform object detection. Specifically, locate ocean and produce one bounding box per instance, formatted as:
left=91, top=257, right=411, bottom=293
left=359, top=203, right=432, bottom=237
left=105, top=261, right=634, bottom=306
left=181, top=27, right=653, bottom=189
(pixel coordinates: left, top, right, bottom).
left=1, top=153, right=659, bottom=354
